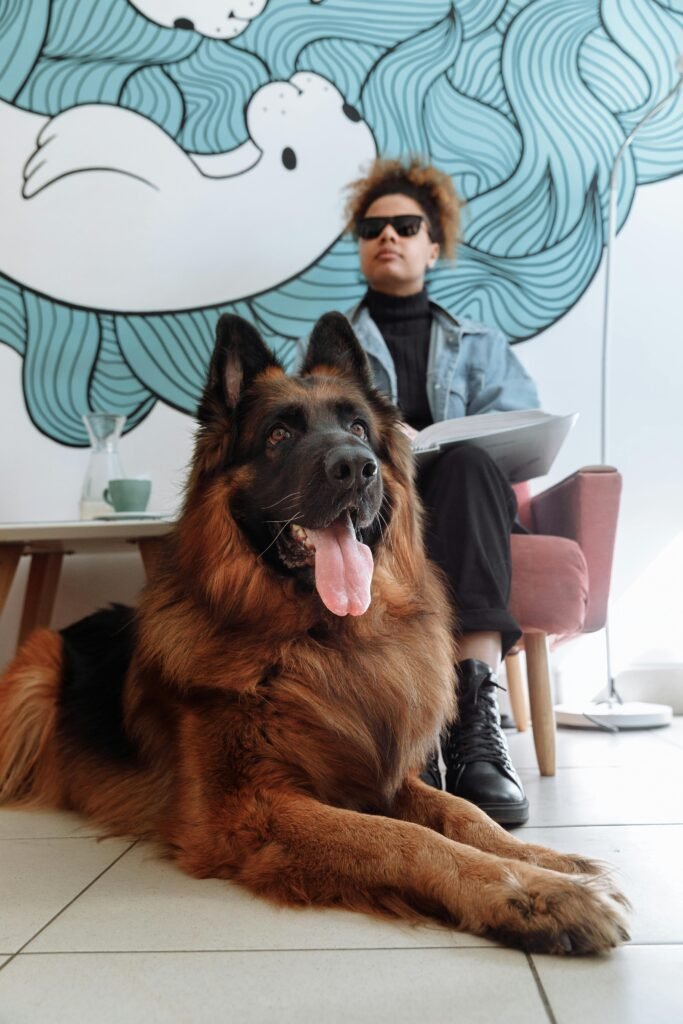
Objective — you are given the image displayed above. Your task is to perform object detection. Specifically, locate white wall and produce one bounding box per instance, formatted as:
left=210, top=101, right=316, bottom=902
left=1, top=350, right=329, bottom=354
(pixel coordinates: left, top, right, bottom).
left=1, top=174, right=682, bottom=693
left=516, top=174, right=683, bottom=701
left=0, top=354, right=196, bottom=667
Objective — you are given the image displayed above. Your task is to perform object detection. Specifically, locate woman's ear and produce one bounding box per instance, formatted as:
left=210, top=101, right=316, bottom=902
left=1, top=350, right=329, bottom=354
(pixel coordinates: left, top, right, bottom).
left=427, top=241, right=440, bottom=268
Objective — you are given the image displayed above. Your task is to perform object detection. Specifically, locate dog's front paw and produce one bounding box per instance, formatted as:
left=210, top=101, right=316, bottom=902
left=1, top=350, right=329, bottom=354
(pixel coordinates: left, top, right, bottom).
left=487, top=864, right=630, bottom=955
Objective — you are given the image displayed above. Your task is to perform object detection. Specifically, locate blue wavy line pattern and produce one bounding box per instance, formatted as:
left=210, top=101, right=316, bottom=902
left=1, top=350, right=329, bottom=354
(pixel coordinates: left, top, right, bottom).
left=119, top=65, right=185, bottom=139
left=0, top=277, right=26, bottom=356
left=168, top=42, right=269, bottom=153
left=0, top=0, right=681, bottom=445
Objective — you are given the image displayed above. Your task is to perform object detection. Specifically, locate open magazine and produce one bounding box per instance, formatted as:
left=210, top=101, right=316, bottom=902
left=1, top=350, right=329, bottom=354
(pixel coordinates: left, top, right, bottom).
left=411, top=410, right=578, bottom=482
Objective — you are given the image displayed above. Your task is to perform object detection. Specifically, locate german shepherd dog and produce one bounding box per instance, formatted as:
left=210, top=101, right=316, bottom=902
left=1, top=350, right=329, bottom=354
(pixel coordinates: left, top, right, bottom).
left=0, top=313, right=629, bottom=954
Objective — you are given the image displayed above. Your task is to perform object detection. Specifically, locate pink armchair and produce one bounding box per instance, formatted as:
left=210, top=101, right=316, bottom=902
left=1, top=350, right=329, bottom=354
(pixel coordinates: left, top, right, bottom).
left=506, top=466, right=623, bottom=776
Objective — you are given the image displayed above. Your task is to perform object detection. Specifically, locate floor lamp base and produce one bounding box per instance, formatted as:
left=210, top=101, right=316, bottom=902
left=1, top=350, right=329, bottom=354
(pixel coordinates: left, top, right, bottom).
left=554, top=700, right=673, bottom=731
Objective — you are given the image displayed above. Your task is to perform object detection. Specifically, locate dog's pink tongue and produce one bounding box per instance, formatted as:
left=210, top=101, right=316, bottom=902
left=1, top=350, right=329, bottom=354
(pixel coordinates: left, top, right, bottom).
left=306, top=514, right=373, bottom=616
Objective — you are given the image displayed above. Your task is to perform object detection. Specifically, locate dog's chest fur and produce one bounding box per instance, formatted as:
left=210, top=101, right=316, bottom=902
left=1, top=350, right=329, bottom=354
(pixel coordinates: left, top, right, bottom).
left=237, top=616, right=455, bottom=810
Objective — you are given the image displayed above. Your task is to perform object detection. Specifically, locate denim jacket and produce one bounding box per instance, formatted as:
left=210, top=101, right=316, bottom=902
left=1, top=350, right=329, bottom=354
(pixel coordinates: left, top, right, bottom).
left=342, top=299, right=540, bottom=422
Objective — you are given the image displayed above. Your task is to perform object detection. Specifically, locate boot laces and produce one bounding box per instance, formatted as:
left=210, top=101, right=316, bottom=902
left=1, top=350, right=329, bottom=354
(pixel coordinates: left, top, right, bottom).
left=446, top=681, right=513, bottom=769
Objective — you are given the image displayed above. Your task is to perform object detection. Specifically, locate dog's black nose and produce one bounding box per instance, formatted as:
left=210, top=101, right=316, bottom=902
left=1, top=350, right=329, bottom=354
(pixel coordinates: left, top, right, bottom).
left=324, top=445, right=378, bottom=492
left=174, top=17, right=195, bottom=30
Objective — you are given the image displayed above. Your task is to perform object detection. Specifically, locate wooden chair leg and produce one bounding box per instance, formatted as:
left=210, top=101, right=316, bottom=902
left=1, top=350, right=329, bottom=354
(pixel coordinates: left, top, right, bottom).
left=505, top=652, right=529, bottom=732
left=18, top=552, right=64, bottom=646
left=523, top=632, right=556, bottom=777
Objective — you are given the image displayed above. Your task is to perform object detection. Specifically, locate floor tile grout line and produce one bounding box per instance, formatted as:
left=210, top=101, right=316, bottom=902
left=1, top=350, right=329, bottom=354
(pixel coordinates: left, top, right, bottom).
left=520, top=821, right=683, bottom=830
left=0, top=840, right=138, bottom=975
left=0, top=835, right=104, bottom=843
left=527, top=954, right=559, bottom=1024
left=4, top=942, right=681, bottom=958
left=518, top=761, right=682, bottom=774
left=1, top=944, right=500, bottom=956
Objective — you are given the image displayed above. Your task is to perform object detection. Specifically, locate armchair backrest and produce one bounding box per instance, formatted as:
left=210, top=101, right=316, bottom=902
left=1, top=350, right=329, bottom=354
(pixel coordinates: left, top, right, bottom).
left=526, top=467, right=623, bottom=633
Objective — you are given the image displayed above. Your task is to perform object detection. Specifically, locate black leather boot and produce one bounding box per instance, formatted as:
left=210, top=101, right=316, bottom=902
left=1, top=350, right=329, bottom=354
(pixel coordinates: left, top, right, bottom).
left=419, top=748, right=442, bottom=790
left=443, top=659, right=529, bottom=826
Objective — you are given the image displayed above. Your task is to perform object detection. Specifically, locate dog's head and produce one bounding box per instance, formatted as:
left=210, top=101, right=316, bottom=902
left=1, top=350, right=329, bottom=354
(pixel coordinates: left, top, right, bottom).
left=190, top=312, right=415, bottom=617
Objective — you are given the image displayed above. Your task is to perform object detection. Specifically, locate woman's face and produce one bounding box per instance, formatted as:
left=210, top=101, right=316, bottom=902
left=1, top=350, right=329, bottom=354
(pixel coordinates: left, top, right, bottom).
left=358, top=193, right=440, bottom=297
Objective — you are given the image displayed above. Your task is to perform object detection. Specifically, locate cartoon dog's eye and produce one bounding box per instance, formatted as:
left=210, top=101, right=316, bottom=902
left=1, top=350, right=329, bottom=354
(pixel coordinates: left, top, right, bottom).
left=268, top=425, right=291, bottom=447
left=349, top=420, right=368, bottom=441
left=282, top=147, right=297, bottom=170
left=342, top=103, right=361, bottom=123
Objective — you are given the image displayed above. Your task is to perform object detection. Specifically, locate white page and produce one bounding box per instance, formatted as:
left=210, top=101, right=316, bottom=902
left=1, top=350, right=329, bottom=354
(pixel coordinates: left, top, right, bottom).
left=412, top=410, right=578, bottom=482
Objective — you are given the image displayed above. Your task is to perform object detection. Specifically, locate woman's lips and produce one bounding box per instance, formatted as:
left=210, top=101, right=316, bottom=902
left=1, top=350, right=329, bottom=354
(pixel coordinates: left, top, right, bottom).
left=377, top=249, right=400, bottom=261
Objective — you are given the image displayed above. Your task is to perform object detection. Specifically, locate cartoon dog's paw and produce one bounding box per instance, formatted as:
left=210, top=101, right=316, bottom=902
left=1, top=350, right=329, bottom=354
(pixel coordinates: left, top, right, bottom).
left=22, top=104, right=173, bottom=198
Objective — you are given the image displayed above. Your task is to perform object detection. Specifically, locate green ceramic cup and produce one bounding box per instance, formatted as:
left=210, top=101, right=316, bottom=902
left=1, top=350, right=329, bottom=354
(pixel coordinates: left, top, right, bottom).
left=103, top=478, right=151, bottom=513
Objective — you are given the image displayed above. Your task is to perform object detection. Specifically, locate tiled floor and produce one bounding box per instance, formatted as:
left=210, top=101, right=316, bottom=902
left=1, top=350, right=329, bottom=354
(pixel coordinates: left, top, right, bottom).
left=1, top=719, right=683, bottom=1023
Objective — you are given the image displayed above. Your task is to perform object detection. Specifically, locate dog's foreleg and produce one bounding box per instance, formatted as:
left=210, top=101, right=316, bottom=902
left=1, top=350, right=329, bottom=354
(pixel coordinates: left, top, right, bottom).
left=178, top=790, right=629, bottom=955
left=391, top=777, right=621, bottom=879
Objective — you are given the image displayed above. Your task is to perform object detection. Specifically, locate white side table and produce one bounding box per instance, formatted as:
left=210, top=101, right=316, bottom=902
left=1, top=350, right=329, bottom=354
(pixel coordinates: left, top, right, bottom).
left=0, top=519, right=175, bottom=649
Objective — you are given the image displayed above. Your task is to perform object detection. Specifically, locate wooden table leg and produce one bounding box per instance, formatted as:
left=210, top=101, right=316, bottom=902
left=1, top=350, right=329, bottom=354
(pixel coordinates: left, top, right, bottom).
left=18, top=552, right=64, bottom=647
left=138, top=538, right=166, bottom=579
left=0, top=544, right=23, bottom=616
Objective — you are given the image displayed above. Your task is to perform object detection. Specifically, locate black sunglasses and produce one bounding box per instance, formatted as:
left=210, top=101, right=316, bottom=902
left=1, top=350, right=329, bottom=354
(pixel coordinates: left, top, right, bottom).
left=356, top=214, right=428, bottom=240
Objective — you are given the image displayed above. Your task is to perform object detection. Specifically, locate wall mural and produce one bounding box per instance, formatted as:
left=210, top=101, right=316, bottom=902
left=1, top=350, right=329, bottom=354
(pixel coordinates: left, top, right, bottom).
left=0, top=0, right=681, bottom=446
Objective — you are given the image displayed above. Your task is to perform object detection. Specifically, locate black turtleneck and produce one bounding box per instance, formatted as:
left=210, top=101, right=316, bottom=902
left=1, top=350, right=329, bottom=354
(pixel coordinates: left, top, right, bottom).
left=365, top=287, right=433, bottom=430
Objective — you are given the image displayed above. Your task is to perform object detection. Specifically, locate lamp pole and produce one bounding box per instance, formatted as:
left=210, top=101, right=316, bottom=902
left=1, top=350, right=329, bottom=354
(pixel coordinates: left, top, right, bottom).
left=602, top=58, right=683, bottom=467
left=555, top=56, right=683, bottom=731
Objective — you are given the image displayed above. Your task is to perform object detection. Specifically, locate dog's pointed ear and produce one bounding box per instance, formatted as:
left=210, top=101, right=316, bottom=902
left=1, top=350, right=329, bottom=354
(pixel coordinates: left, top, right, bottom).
left=301, top=312, right=373, bottom=390
left=198, top=314, right=282, bottom=426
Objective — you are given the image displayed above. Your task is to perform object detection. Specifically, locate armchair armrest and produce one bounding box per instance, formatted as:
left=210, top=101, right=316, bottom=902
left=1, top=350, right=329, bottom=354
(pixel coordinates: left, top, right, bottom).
left=529, top=466, right=622, bottom=632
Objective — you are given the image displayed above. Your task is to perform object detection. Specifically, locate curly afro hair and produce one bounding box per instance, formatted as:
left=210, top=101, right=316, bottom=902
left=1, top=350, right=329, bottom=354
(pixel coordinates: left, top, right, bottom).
left=344, top=157, right=461, bottom=260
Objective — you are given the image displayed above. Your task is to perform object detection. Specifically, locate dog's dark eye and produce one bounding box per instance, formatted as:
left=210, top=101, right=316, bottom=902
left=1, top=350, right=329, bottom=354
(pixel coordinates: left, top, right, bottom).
left=281, top=147, right=297, bottom=170
left=349, top=420, right=368, bottom=441
left=342, top=102, right=362, bottom=123
left=268, top=425, right=291, bottom=447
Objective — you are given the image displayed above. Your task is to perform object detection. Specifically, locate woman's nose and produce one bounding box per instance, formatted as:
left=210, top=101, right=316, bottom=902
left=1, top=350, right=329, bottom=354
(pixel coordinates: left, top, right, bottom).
left=378, top=223, right=398, bottom=242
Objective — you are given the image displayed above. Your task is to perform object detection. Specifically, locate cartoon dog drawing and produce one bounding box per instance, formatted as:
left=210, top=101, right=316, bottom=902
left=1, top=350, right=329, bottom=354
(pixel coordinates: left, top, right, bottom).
left=128, top=0, right=270, bottom=40
left=0, top=73, right=375, bottom=313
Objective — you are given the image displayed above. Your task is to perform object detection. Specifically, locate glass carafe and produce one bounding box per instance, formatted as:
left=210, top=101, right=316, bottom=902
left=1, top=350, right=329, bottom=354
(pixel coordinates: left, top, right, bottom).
left=80, top=413, right=127, bottom=519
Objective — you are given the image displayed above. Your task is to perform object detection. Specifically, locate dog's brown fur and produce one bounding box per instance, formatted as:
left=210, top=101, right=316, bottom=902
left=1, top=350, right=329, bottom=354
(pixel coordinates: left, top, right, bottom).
left=0, top=313, right=629, bottom=954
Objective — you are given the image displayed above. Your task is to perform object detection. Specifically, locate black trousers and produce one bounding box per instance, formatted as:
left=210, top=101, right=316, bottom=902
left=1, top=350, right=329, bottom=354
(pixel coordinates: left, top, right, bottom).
left=416, top=445, right=523, bottom=658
